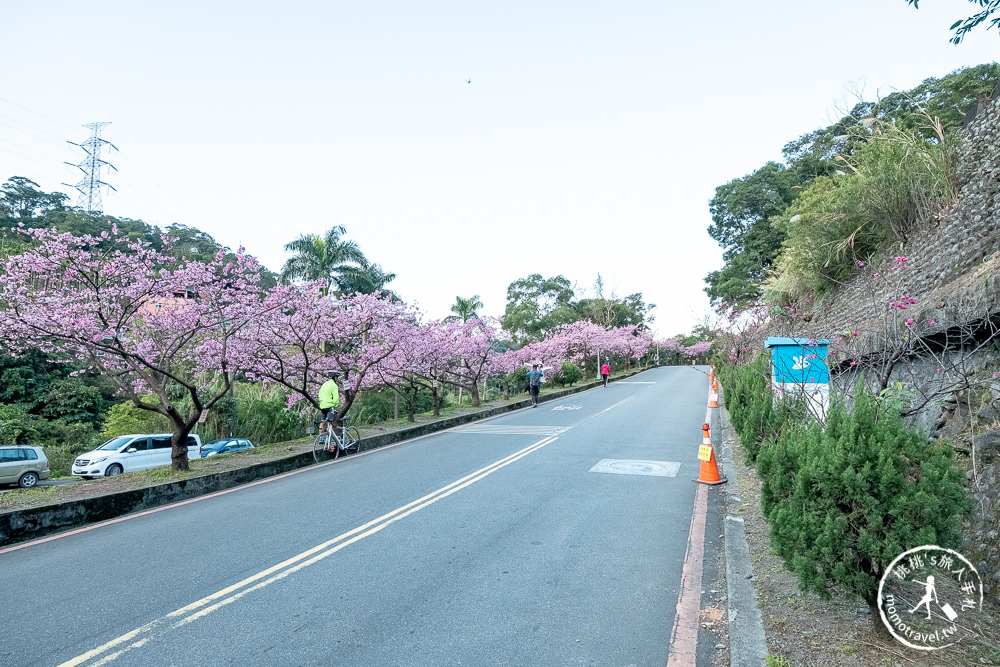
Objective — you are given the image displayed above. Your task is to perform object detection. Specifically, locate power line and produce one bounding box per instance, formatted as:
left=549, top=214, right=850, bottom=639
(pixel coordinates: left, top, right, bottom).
left=63, top=122, right=117, bottom=213
left=0, top=96, right=80, bottom=133
left=0, top=114, right=70, bottom=147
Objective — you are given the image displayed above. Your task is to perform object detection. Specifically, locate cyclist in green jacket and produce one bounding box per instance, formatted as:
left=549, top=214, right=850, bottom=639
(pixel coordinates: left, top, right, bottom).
left=319, top=371, right=341, bottom=431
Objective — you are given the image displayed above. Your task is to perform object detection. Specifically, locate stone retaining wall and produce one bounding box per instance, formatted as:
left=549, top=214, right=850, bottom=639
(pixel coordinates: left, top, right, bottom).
left=808, top=88, right=1000, bottom=337
left=801, top=89, right=1000, bottom=603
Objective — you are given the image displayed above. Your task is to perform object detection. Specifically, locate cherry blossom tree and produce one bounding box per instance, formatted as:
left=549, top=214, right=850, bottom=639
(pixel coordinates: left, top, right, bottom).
left=440, top=317, right=505, bottom=407
left=0, top=225, right=276, bottom=470
left=248, top=291, right=420, bottom=423
left=375, top=320, right=459, bottom=419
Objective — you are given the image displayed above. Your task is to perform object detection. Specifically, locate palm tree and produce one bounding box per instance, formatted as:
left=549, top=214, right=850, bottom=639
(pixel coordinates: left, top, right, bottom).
left=337, top=262, right=398, bottom=299
left=280, top=226, right=367, bottom=295
left=446, top=295, right=483, bottom=322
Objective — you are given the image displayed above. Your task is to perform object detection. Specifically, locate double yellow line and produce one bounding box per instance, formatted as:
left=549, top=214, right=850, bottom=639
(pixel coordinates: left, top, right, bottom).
left=60, top=435, right=558, bottom=667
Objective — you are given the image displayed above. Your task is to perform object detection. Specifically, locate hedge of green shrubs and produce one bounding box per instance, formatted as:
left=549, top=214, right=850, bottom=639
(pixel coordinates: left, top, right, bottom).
left=718, top=356, right=969, bottom=622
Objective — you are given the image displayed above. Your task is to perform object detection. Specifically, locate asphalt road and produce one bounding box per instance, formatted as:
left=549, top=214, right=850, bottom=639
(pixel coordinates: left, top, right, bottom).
left=1, top=366, right=721, bottom=666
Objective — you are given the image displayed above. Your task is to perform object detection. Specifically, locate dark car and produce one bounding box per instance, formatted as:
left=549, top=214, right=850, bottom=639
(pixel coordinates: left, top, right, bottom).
left=202, top=438, right=255, bottom=457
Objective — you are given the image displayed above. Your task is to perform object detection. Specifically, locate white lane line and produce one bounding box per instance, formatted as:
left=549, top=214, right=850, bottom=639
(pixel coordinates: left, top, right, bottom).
left=59, top=436, right=558, bottom=667
left=451, top=425, right=568, bottom=435
left=567, top=396, right=635, bottom=431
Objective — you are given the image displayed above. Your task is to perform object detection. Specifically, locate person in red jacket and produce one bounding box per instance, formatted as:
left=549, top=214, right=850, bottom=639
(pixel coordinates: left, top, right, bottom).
left=601, top=360, right=610, bottom=387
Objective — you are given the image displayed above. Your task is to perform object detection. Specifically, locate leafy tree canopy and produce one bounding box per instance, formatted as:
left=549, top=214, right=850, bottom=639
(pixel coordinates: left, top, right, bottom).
left=706, top=63, right=1000, bottom=307
left=0, top=177, right=69, bottom=219
left=784, top=63, right=1000, bottom=167
left=574, top=292, right=654, bottom=329
left=704, top=162, right=804, bottom=305
left=503, top=274, right=578, bottom=344
left=336, top=262, right=398, bottom=299
left=504, top=274, right=655, bottom=343
left=905, top=0, right=1000, bottom=43
left=280, top=225, right=369, bottom=296
left=446, top=295, right=484, bottom=322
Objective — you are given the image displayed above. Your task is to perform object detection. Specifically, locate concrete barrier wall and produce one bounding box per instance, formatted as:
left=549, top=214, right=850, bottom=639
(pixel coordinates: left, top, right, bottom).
left=0, top=369, right=647, bottom=547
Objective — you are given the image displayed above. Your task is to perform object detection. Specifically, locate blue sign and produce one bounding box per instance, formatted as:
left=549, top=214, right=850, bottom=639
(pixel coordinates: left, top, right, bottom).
left=765, top=337, right=831, bottom=385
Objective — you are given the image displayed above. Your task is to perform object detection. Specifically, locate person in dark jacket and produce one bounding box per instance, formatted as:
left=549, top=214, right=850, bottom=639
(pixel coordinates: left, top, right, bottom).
left=527, top=364, right=543, bottom=407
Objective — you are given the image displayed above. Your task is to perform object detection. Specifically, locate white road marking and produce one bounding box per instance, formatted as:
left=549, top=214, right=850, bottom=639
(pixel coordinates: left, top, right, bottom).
left=54, top=392, right=641, bottom=665
left=589, top=459, right=681, bottom=477
left=59, top=436, right=558, bottom=667
left=450, top=425, right=568, bottom=435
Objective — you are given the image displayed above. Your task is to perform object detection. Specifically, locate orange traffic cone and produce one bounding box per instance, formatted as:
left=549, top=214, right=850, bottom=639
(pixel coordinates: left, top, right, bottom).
left=695, top=423, right=726, bottom=485
left=708, top=390, right=719, bottom=408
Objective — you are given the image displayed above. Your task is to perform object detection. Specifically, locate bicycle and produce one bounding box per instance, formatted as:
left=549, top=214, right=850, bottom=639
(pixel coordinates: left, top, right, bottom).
left=313, top=415, right=362, bottom=462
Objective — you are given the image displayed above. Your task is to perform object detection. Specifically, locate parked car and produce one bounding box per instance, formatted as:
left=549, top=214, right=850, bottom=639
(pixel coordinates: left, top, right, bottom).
left=0, top=445, right=50, bottom=488
left=71, top=434, right=202, bottom=479
left=202, top=438, right=255, bottom=457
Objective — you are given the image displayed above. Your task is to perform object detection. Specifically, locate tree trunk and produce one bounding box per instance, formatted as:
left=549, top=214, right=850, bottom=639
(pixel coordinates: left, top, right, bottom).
left=169, top=421, right=194, bottom=471
left=407, top=387, right=416, bottom=422
left=432, top=386, right=441, bottom=417
left=468, top=382, right=480, bottom=407
left=865, top=592, right=890, bottom=636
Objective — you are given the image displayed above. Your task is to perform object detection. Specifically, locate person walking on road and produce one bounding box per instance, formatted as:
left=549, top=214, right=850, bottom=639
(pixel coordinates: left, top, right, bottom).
left=601, top=360, right=610, bottom=388
left=527, top=364, right=543, bottom=407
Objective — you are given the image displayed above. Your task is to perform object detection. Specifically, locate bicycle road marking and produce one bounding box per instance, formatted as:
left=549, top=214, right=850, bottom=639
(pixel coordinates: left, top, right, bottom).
left=58, top=436, right=558, bottom=667
left=589, top=459, right=681, bottom=477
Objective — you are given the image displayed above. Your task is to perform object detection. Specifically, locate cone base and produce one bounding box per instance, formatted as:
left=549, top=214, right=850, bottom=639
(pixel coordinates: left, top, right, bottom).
left=693, top=477, right=728, bottom=486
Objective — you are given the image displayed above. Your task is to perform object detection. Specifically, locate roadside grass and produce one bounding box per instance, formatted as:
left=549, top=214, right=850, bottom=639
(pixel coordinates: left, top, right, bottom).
left=0, top=485, right=61, bottom=512
left=4, top=368, right=646, bottom=514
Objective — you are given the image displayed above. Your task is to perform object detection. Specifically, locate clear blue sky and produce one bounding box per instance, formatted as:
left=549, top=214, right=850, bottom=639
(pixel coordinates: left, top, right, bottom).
left=1, top=0, right=997, bottom=336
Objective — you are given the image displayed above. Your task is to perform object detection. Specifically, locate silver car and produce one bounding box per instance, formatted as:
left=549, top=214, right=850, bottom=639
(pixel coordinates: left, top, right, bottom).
left=0, top=445, right=51, bottom=488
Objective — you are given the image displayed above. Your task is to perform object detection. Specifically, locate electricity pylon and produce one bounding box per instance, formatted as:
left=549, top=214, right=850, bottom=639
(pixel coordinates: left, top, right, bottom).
left=64, top=122, right=118, bottom=213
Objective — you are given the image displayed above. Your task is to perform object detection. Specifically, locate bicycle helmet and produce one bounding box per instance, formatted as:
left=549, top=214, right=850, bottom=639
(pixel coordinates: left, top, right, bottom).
left=327, top=370, right=342, bottom=379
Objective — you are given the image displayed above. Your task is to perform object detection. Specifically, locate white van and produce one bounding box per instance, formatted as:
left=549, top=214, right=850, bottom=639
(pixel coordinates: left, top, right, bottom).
left=71, top=434, right=202, bottom=479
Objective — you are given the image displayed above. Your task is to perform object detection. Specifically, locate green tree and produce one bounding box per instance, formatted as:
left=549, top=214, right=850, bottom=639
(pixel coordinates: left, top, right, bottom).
left=279, top=225, right=368, bottom=295
left=905, top=0, right=1000, bottom=43
left=0, top=404, right=40, bottom=444
left=757, top=386, right=969, bottom=626
left=39, top=379, right=110, bottom=425
left=336, top=262, right=397, bottom=298
left=574, top=275, right=654, bottom=329
left=100, top=401, right=169, bottom=439
left=446, top=295, right=484, bottom=322
left=161, top=223, right=224, bottom=263
left=503, top=274, right=577, bottom=344
left=0, top=176, right=69, bottom=219
left=575, top=293, right=653, bottom=328
left=707, top=63, right=1000, bottom=307
left=704, top=162, right=802, bottom=305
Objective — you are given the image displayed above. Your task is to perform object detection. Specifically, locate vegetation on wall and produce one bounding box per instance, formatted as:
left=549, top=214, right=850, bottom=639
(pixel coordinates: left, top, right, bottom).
left=705, top=63, right=1000, bottom=308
